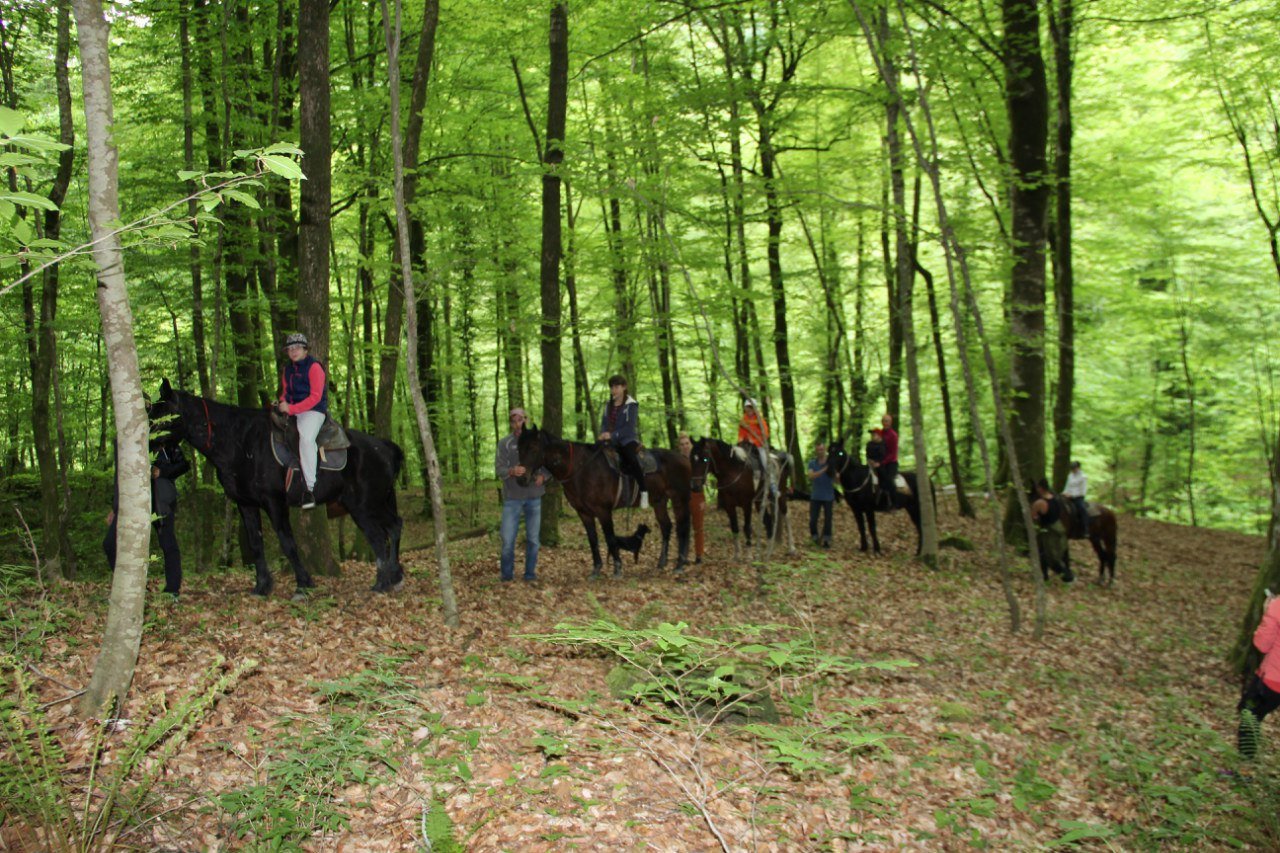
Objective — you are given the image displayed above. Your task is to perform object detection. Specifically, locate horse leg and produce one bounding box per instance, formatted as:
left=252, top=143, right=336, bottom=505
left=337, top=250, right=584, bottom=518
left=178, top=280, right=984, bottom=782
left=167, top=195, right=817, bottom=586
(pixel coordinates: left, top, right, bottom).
left=783, top=501, right=797, bottom=556
left=346, top=504, right=399, bottom=592
left=727, top=507, right=741, bottom=560
left=263, top=499, right=314, bottom=597
left=849, top=499, right=869, bottom=552
left=651, top=501, right=673, bottom=571
left=578, top=511, right=604, bottom=578
left=908, top=499, right=923, bottom=556
left=599, top=514, right=624, bottom=578
left=673, top=498, right=691, bottom=574
left=239, top=505, right=274, bottom=597
left=867, top=508, right=881, bottom=555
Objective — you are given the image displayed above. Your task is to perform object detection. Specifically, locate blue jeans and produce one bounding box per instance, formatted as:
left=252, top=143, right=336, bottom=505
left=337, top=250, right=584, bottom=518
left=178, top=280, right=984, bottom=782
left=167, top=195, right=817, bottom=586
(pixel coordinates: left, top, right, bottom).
left=500, top=498, right=542, bottom=580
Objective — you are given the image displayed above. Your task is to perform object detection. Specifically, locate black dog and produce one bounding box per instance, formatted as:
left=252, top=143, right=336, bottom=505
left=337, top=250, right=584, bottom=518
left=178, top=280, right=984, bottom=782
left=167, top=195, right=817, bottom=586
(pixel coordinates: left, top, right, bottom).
left=614, top=524, right=651, bottom=563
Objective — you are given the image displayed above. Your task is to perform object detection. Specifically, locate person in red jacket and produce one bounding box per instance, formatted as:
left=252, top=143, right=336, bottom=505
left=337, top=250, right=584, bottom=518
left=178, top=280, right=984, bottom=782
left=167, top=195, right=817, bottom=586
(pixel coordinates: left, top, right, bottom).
left=737, top=399, right=776, bottom=497
left=277, top=332, right=328, bottom=509
left=1238, top=591, right=1280, bottom=758
left=879, top=413, right=899, bottom=509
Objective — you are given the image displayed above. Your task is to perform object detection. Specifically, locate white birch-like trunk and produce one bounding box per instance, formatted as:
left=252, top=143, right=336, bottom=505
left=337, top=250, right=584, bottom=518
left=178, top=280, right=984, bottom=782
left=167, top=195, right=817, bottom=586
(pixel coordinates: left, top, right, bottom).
left=381, top=0, right=458, bottom=628
left=74, top=0, right=151, bottom=716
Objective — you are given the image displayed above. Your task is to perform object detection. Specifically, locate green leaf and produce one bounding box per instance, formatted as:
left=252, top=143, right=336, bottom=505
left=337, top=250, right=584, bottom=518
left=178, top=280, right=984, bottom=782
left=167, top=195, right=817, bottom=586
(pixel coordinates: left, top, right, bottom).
left=259, top=154, right=304, bottom=181
left=0, top=191, right=56, bottom=211
left=177, top=170, right=202, bottom=181
left=221, top=189, right=260, bottom=209
left=0, top=106, right=23, bottom=137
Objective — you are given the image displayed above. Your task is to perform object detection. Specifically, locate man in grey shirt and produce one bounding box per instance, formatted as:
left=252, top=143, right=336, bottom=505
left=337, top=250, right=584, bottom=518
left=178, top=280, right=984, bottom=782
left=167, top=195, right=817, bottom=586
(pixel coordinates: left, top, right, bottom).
left=495, top=408, right=550, bottom=581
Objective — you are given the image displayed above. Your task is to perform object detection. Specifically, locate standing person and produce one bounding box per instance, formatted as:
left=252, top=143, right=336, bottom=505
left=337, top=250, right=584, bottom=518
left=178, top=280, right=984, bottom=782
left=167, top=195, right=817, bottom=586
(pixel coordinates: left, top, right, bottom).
left=678, top=433, right=706, bottom=563
left=1031, top=478, right=1073, bottom=583
left=807, top=440, right=835, bottom=548
left=277, top=332, right=327, bottom=509
left=495, top=408, right=549, bottom=582
left=879, top=413, right=900, bottom=509
left=1063, top=461, right=1088, bottom=525
left=738, top=399, right=775, bottom=497
left=1239, top=591, right=1280, bottom=759
left=104, top=433, right=190, bottom=596
left=598, top=375, right=646, bottom=506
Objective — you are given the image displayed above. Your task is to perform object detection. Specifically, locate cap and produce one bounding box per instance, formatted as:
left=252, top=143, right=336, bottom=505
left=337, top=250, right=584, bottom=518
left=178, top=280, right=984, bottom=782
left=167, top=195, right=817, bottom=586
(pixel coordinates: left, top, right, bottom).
left=509, top=408, right=528, bottom=419
left=743, top=398, right=758, bottom=408
left=284, top=332, right=309, bottom=349
left=869, top=428, right=883, bottom=435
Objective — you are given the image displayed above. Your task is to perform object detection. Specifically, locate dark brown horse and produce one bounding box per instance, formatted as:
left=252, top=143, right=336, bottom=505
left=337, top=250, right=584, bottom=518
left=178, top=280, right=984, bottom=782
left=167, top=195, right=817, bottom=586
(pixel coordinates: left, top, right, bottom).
left=1058, top=496, right=1118, bottom=585
left=517, top=426, right=691, bottom=578
left=689, top=437, right=795, bottom=558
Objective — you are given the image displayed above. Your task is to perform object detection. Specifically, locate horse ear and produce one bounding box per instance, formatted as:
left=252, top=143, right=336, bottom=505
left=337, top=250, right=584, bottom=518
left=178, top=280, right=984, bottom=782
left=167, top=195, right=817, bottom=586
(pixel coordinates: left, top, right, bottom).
left=160, top=377, right=173, bottom=398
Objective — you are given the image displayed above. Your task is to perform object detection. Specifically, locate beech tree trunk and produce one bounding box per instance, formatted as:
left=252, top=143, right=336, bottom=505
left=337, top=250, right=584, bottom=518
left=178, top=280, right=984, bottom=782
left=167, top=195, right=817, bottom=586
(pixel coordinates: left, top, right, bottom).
left=1048, top=0, right=1075, bottom=490
left=1001, top=0, right=1051, bottom=540
left=538, top=2, right=568, bottom=546
left=75, top=0, right=151, bottom=717
left=294, top=0, right=339, bottom=576
left=381, top=0, right=458, bottom=629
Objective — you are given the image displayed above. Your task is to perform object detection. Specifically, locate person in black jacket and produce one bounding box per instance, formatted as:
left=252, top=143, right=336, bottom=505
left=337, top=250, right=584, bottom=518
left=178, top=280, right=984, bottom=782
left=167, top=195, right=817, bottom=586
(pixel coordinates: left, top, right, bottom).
left=598, top=375, right=645, bottom=503
left=104, top=435, right=190, bottom=595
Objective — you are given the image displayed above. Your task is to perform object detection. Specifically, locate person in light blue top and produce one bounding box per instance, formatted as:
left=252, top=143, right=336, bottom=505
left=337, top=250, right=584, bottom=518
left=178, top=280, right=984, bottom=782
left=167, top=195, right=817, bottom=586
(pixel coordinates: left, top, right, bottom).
left=807, top=440, right=835, bottom=548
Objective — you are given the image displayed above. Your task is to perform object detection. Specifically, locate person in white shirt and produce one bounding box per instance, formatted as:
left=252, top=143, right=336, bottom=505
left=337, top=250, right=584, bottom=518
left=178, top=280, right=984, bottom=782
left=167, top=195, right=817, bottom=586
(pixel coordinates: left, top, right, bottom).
left=1063, top=461, right=1088, bottom=524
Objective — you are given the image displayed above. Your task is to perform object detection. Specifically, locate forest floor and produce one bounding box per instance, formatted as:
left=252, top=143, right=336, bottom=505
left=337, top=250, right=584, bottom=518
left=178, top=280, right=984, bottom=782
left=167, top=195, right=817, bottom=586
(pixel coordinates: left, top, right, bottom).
left=5, top=494, right=1280, bottom=851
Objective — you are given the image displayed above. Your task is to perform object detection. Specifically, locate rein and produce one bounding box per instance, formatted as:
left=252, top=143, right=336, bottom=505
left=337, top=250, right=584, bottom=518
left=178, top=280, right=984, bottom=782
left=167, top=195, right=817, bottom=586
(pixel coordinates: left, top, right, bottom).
left=200, top=397, right=213, bottom=451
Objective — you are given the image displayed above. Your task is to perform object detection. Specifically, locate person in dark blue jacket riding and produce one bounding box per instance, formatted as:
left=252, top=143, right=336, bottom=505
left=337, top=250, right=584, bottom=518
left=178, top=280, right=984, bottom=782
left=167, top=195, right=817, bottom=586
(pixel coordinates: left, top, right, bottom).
left=598, top=375, right=645, bottom=504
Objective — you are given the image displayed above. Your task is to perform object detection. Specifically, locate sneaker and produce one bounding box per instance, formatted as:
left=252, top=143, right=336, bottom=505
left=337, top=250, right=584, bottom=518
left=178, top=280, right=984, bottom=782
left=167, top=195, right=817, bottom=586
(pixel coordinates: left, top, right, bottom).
left=522, top=575, right=538, bottom=582
left=301, top=489, right=316, bottom=509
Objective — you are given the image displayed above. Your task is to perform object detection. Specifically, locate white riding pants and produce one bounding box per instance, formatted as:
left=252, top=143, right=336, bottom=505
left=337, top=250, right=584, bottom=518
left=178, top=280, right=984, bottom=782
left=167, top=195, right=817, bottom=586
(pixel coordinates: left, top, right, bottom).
left=296, top=410, right=325, bottom=490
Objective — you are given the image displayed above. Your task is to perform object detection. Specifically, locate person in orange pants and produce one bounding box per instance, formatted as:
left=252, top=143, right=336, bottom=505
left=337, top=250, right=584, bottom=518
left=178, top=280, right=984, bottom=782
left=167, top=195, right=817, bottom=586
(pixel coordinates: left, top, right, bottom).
left=678, top=433, right=706, bottom=563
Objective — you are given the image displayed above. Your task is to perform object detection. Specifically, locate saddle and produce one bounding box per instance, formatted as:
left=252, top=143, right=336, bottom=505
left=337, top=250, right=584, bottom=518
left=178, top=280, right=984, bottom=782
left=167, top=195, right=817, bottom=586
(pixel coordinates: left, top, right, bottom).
left=869, top=471, right=912, bottom=496
left=268, top=410, right=351, bottom=473
left=602, top=445, right=657, bottom=509
left=732, top=445, right=789, bottom=499
left=602, top=445, right=658, bottom=476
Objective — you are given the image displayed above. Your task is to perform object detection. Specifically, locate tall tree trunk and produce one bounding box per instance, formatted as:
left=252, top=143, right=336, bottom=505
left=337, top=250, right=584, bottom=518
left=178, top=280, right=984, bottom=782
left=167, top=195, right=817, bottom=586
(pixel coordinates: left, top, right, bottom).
left=180, top=0, right=210, bottom=397
left=754, top=110, right=800, bottom=462
left=381, top=0, right=458, bottom=629
left=901, top=229, right=940, bottom=567
left=921, top=258, right=974, bottom=517
left=1048, top=0, right=1075, bottom=490
left=538, top=1, right=568, bottom=545
left=564, top=183, right=591, bottom=440
left=223, top=1, right=260, bottom=409
left=881, top=8, right=907, bottom=423
left=74, top=0, right=151, bottom=717
left=1001, top=0, right=1051, bottom=540
left=295, top=0, right=339, bottom=576
left=24, top=0, right=76, bottom=580
left=373, top=0, right=439, bottom=440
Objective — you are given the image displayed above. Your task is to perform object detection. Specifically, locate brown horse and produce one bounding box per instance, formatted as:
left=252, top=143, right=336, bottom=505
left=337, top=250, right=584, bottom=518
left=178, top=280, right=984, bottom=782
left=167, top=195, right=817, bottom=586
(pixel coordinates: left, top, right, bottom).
left=1058, top=496, right=1118, bottom=586
left=517, top=426, right=691, bottom=578
left=689, top=437, right=795, bottom=559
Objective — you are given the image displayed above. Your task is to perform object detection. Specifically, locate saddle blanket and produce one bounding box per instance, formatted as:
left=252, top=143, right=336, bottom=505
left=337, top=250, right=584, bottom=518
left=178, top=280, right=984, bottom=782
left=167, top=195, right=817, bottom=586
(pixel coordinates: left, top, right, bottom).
left=270, top=432, right=349, bottom=472
left=870, top=471, right=912, bottom=496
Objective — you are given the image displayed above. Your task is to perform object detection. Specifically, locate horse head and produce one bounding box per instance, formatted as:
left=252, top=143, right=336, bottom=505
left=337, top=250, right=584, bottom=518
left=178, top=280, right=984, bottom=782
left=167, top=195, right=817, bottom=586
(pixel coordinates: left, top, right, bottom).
left=826, top=440, right=851, bottom=479
left=689, top=436, right=714, bottom=489
left=148, top=378, right=186, bottom=446
left=515, top=424, right=545, bottom=486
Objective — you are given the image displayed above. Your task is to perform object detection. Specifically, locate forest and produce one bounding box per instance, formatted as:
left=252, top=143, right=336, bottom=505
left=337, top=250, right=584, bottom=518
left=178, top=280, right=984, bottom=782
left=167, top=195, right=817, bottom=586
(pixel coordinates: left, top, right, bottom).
left=3, top=0, right=1280, bottom=848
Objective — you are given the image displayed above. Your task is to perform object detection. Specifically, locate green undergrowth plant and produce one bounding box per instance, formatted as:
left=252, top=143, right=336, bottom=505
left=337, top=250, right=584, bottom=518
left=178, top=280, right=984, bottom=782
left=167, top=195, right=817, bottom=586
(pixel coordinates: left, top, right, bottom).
left=0, top=563, right=75, bottom=661
left=213, top=653, right=472, bottom=852
left=0, top=654, right=255, bottom=852
left=523, top=616, right=912, bottom=850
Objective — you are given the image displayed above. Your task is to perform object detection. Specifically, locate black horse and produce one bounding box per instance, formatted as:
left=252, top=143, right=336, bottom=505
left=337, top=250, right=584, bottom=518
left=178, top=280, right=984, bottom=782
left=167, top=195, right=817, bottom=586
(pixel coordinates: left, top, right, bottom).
left=516, top=426, right=690, bottom=578
left=826, top=439, right=923, bottom=554
left=152, top=379, right=405, bottom=596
